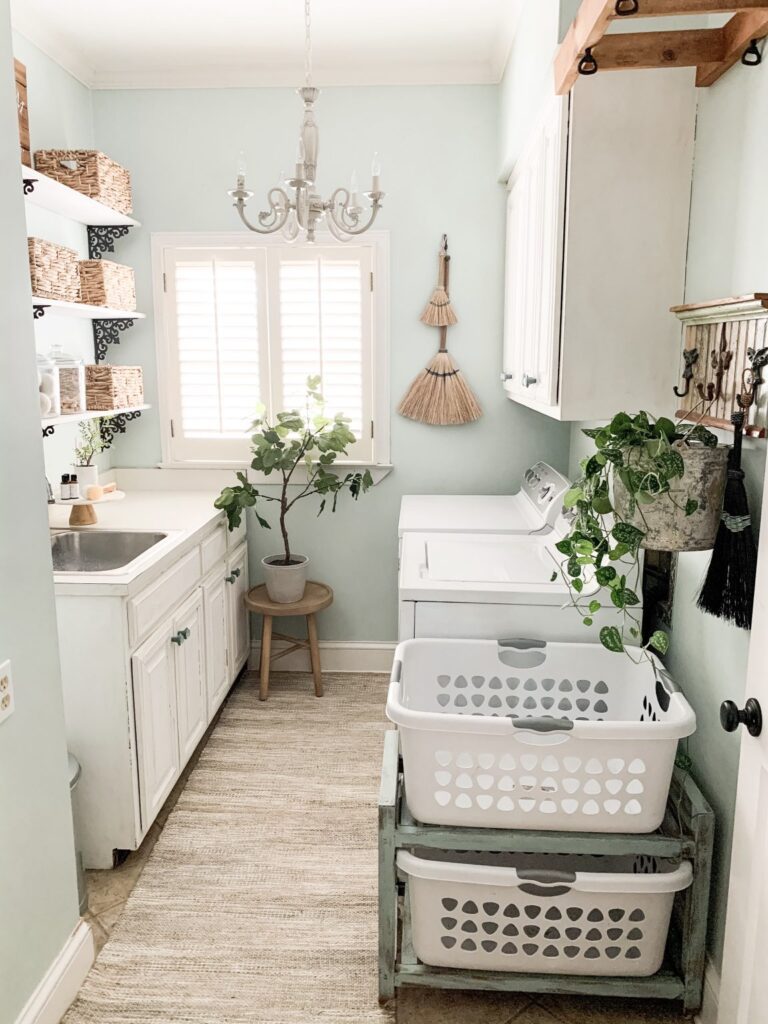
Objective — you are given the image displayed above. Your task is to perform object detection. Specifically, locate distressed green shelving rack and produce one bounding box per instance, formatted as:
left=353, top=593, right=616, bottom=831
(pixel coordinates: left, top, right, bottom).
left=378, top=730, right=714, bottom=1016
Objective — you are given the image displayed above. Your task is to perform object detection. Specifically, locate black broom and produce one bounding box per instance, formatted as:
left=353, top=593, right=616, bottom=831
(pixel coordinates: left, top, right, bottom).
left=697, top=409, right=757, bottom=629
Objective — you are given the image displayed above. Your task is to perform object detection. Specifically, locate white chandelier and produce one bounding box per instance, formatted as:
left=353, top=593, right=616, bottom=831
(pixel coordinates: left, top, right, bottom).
left=228, top=0, right=385, bottom=243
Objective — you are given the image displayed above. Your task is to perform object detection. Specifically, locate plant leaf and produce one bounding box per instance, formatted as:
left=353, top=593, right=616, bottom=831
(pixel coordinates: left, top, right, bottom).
left=599, top=626, right=624, bottom=653
left=649, top=630, right=669, bottom=654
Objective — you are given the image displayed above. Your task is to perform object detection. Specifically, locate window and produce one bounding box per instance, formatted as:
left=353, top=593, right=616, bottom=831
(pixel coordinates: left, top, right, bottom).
left=153, top=233, right=389, bottom=466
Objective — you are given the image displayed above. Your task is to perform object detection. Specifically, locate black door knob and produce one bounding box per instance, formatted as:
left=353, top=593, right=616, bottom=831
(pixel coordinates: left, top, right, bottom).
left=720, top=698, right=763, bottom=737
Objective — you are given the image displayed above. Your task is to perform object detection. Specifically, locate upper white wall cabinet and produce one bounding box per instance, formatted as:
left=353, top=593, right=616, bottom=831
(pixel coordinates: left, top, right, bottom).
left=502, top=70, right=696, bottom=422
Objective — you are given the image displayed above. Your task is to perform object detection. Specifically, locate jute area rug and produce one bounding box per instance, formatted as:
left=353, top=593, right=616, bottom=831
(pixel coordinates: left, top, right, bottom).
left=64, top=672, right=395, bottom=1024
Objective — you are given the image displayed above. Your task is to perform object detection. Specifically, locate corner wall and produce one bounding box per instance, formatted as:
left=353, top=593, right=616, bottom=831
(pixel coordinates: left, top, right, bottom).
left=0, top=10, right=82, bottom=1023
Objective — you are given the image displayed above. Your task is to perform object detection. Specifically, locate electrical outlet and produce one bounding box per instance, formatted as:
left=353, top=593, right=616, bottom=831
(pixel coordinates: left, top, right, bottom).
left=0, top=660, right=14, bottom=724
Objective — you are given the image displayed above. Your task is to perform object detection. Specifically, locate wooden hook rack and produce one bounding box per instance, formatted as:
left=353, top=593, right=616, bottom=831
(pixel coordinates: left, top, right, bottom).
left=555, top=1, right=768, bottom=95
left=671, top=294, right=768, bottom=437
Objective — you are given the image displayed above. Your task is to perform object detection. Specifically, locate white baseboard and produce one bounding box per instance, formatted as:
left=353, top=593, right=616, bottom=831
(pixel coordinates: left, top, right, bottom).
left=695, top=956, right=720, bottom=1024
left=249, top=639, right=396, bottom=674
left=15, top=919, right=94, bottom=1024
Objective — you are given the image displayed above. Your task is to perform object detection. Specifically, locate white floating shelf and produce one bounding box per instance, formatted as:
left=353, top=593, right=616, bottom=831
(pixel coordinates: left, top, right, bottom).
left=42, top=405, right=150, bottom=429
left=22, top=165, right=140, bottom=228
left=32, top=296, right=146, bottom=320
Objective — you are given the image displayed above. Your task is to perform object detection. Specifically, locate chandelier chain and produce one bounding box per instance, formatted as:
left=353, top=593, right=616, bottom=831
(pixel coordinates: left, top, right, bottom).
left=304, top=0, right=312, bottom=86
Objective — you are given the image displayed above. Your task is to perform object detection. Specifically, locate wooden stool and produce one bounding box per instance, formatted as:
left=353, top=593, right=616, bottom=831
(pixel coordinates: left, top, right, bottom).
left=244, top=581, right=334, bottom=701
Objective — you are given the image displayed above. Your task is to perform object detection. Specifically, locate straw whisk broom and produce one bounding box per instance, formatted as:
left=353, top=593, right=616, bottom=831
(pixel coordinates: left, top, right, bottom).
left=398, top=237, right=481, bottom=426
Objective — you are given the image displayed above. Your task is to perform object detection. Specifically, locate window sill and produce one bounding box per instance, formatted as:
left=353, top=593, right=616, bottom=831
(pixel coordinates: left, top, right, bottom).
left=128, top=461, right=394, bottom=487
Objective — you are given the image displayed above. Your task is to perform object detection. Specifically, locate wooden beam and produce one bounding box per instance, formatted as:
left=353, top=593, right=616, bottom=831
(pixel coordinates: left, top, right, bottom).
left=589, top=28, right=725, bottom=71
left=696, top=9, right=768, bottom=84
left=555, top=0, right=616, bottom=94
left=610, top=0, right=768, bottom=15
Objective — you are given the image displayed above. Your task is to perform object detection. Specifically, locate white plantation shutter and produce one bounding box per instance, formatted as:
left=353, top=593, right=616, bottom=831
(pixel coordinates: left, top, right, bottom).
left=270, top=247, right=373, bottom=456
left=163, top=242, right=375, bottom=464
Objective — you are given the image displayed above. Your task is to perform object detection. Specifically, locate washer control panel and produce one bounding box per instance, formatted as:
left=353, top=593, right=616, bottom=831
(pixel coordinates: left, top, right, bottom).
left=521, top=462, right=571, bottom=525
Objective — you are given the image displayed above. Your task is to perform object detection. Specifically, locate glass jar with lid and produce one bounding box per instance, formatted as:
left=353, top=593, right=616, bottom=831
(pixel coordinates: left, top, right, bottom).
left=37, top=353, right=61, bottom=417
left=48, top=344, right=86, bottom=415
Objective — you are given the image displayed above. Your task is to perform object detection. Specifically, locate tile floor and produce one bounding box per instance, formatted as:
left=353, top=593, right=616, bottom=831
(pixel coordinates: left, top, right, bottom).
left=82, top=675, right=688, bottom=1024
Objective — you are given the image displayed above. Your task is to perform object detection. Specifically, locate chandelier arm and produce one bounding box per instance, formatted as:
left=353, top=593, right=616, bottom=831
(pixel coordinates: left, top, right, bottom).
left=232, top=190, right=292, bottom=234
left=326, top=196, right=383, bottom=237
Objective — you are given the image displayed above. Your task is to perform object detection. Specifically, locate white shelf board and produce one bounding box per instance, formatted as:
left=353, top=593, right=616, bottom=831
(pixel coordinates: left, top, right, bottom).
left=23, top=165, right=140, bottom=228
left=42, top=405, right=150, bottom=428
left=32, top=296, right=146, bottom=320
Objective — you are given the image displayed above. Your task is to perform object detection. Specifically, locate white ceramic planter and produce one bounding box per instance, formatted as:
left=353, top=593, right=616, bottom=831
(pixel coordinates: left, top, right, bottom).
left=262, top=554, right=309, bottom=603
left=72, top=464, right=98, bottom=490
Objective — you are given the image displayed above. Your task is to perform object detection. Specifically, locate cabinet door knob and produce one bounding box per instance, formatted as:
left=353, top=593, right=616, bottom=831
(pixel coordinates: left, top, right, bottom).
left=171, top=631, right=184, bottom=645
left=182, top=627, right=191, bottom=640
left=522, top=373, right=538, bottom=388
left=500, top=372, right=514, bottom=382
left=720, top=698, right=762, bottom=737
left=225, top=573, right=237, bottom=584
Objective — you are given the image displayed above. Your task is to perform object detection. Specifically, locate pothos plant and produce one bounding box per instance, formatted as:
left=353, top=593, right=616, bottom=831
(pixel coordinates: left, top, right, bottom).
left=552, top=411, right=718, bottom=660
left=214, top=376, right=373, bottom=564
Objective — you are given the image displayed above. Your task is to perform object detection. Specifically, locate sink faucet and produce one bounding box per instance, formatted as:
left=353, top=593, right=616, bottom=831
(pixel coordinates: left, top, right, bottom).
left=45, top=476, right=54, bottom=504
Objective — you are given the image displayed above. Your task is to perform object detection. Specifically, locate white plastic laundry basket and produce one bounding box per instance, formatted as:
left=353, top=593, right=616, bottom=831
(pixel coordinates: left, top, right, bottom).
left=386, top=638, right=695, bottom=832
left=399, top=848, right=692, bottom=976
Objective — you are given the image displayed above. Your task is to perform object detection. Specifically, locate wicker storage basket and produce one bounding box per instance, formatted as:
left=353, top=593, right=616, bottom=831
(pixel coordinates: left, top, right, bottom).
left=28, top=237, right=81, bottom=302
left=79, top=260, right=136, bottom=311
left=85, top=365, right=144, bottom=411
left=33, top=150, right=132, bottom=215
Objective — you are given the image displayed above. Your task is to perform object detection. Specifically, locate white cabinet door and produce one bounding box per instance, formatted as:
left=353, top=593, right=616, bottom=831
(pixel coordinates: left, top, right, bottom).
left=172, top=590, right=207, bottom=762
left=203, top=569, right=230, bottom=717
left=502, top=95, right=568, bottom=409
left=226, top=543, right=250, bottom=679
left=131, top=625, right=180, bottom=829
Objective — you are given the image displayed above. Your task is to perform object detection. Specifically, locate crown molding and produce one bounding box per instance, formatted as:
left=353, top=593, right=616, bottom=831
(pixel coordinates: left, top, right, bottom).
left=11, top=23, right=96, bottom=88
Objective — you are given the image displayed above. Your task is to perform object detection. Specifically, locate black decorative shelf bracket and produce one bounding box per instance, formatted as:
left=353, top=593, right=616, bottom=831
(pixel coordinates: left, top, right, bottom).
left=23, top=177, right=38, bottom=196
left=33, top=304, right=50, bottom=319
left=99, top=410, right=142, bottom=449
left=42, top=424, right=56, bottom=438
left=93, top=318, right=136, bottom=363
left=87, top=225, right=132, bottom=260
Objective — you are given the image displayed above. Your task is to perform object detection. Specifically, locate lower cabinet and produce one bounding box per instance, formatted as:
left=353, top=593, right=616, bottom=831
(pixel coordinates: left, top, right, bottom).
left=58, top=523, right=250, bottom=867
left=173, top=589, right=207, bottom=763
left=132, top=624, right=181, bottom=828
left=226, top=544, right=250, bottom=673
left=203, top=569, right=230, bottom=718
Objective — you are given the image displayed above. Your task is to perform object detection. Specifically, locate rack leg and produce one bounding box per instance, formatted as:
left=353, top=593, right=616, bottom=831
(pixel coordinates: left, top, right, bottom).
left=682, top=811, right=714, bottom=1015
left=378, top=803, right=396, bottom=1003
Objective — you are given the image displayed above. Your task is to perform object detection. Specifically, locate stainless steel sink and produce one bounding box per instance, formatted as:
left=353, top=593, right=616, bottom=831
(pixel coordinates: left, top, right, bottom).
left=51, top=530, right=168, bottom=572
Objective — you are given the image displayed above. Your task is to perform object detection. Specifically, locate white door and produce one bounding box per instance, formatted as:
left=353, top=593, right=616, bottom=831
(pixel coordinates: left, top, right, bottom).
left=226, top=543, right=250, bottom=679
left=203, top=569, right=230, bottom=716
left=718, top=464, right=768, bottom=1023
left=173, top=590, right=207, bottom=762
left=132, top=625, right=180, bottom=828
left=502, top=94, right=568, bottom=409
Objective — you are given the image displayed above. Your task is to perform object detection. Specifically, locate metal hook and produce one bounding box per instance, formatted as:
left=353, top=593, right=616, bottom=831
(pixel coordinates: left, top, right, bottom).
left=742, top=39, right=762, bottom=66
left=440, top=234, right=448, bottom=255
left=737, top=346, right=768, bottom=409
left=615, top=0, right=639, bottom=15
left=578, top=47, right=599, bottom=76
left=673, top=348, right=699, bottom=398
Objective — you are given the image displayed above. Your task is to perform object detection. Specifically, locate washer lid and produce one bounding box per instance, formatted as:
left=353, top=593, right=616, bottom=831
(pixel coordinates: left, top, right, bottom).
left=399, top=531, right=595, bottom=605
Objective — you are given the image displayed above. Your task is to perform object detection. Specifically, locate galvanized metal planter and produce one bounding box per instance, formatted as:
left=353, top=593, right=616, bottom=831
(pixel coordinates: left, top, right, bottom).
left=378, top=730, right=714, bottom=1015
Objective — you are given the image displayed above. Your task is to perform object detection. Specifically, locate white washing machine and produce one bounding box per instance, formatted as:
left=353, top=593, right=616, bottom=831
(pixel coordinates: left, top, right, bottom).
left=398, top=462, right=570, bottom=539
left=398, top=518, right=604, bottom=641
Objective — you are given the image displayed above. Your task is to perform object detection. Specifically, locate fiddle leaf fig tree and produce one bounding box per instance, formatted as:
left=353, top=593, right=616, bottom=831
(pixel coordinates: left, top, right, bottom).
left=552, top=411, right=718, bottom=659
left=214, top=376, right=373, bottom=565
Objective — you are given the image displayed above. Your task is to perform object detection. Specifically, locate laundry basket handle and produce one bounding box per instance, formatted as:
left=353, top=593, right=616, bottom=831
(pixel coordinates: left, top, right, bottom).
left=517, top=868, right=577, bottom=884
left=512, top=717, right=573, bottom=733
left=498, top=638, right=547, bottom=650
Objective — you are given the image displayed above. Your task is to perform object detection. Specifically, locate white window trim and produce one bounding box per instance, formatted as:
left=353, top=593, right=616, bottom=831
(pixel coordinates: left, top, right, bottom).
left=151, top=229, right=391, bottom=476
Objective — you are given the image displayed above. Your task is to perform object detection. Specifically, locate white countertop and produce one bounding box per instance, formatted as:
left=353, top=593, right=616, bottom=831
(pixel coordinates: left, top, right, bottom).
left=49, top=489, right=227, bottom=593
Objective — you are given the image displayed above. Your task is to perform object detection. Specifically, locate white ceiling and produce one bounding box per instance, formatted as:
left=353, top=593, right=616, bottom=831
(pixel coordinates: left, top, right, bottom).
left=11, top=0, right=524, bottom=89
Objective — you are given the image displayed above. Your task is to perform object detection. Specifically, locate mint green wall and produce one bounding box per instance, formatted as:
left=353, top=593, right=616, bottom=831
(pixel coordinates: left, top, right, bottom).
left=568, top=59, right=768, bottom=970
left=91, top=84, right=570, bottom=641
left=666, top=58, right=768, bottom=971
left=13, top=32, right=114, bottom=487
left=1, top=15, right=81, bottom=1024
